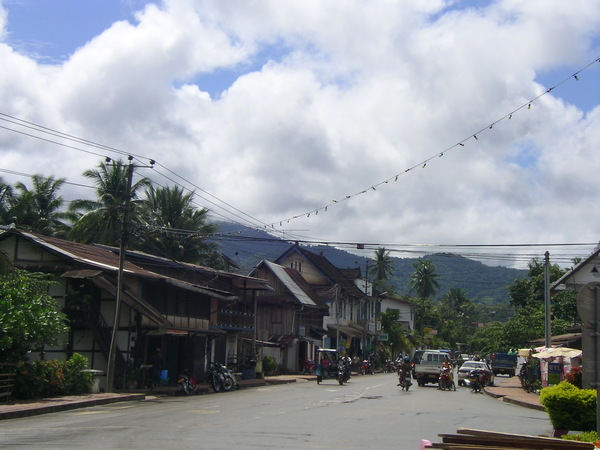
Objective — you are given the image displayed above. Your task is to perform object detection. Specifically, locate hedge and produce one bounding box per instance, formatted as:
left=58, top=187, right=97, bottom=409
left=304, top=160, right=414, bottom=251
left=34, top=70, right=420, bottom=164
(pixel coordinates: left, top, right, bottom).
left=14, top=354, right=93, bottom=399
left=539, top=381, right=597, bottom=431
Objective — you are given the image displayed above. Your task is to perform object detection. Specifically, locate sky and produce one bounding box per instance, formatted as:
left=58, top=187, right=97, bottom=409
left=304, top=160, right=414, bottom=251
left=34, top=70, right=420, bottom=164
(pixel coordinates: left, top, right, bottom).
left=0, top=0, right=599, bottom=269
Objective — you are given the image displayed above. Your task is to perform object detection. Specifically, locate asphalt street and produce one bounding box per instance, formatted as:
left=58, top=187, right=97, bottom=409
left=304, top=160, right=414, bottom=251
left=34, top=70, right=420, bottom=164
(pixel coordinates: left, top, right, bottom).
left=0, top=373, right=552, bottom=449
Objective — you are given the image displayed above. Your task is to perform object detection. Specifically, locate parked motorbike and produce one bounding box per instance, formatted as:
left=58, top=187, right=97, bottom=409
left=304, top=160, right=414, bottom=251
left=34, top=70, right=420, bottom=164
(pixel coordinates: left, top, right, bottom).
left=384, top=359, right=395, bottom=373
left=177, top=369, right=198, bottom=395
left=206, top=362, right=239, bottom=393
left=303, top=358, right=316, bottom=374
left=438, top=367, right=456, bottom=391
left=466, top=369, right=486, bottom=393
left=360, top=359, right=374, bottom=375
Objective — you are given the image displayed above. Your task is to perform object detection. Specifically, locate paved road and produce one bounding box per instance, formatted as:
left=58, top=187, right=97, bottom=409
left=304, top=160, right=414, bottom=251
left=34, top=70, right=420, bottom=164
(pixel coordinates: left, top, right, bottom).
left=0, top=373, right=552, bottom=449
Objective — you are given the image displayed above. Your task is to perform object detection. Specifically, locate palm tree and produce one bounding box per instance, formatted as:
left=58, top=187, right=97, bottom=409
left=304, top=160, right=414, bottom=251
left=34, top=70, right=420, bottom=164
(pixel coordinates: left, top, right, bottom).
left=368, top=247, right=394, bottom=282
left=136, top=185, right=218, bottom=264
left=69, top=159, right=152, bottom=245
left=439, top=288, right=476, bottom=345
left=10, top=175, right=70, bottom=236
left=409, top=260, right=440, bottom=339
left=0, top=179, right=14, bottom=225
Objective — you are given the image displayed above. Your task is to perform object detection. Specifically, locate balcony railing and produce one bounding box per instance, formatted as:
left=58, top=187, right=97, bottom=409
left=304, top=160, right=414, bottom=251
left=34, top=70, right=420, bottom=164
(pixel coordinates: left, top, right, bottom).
left=216, top=310, right=254, bottom=330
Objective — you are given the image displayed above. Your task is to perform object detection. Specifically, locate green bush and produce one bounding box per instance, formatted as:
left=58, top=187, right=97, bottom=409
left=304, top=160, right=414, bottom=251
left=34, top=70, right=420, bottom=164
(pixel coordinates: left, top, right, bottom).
left=562, top=431, right=599, bottom=442
left=262, top=355, right=277, bottom=372
left=63, top=353, right=93, bottom=395
left=14, top=354, right=93, bottom=399
left=540, top=381, right=597, bottom=431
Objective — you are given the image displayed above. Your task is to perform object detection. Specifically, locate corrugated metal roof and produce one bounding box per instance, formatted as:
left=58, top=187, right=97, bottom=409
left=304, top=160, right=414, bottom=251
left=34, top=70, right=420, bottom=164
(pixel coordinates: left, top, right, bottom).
left=263, top=260, right=317, bottom=307
left=15, top=230, right=161, bottom=279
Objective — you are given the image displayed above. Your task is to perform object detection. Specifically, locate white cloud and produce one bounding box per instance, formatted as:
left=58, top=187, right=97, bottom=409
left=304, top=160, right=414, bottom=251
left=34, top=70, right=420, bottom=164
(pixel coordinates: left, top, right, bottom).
left=0, top=0, right=598, bottom=268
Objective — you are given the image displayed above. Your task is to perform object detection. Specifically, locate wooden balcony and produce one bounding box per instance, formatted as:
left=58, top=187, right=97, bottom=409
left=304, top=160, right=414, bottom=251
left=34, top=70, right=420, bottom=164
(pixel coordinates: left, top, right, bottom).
left=215, top=310, right=254, bottom=331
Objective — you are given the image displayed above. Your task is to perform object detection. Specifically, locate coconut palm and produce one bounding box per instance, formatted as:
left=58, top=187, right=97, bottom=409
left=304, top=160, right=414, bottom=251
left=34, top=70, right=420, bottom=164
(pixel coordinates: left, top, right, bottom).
left=409, top=260, right=440, bottom=338
left=9, top=175, right=70, bottom=236
left=368, top=247, right=394, bottom=281
left=136, top=185, right=218, bottom=263
left=68, top=159, right=152, bottom=245
left=0, top=179, right=14, bottom=225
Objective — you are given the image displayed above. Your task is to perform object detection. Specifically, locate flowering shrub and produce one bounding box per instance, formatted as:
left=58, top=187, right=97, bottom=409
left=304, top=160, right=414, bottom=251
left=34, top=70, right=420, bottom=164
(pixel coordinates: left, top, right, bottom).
left=14, top=354, right=93, bottom=399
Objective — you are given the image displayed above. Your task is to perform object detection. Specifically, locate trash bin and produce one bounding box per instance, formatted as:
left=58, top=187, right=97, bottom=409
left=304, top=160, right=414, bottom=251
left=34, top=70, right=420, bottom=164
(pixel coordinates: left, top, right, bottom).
left=82, top=369, right=104, bottom=393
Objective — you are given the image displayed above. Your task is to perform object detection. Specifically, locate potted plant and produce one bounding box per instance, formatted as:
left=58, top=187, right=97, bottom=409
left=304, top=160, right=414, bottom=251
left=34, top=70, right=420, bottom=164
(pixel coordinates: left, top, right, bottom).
left=125, top=361, right=140, bottom=390
left=262, top=356, right=277, bottom=376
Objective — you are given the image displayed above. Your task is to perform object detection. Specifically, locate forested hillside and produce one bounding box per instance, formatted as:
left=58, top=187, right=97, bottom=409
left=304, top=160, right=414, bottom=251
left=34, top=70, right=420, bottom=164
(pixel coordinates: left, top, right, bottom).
left=212, top=222, right=526, bottom=306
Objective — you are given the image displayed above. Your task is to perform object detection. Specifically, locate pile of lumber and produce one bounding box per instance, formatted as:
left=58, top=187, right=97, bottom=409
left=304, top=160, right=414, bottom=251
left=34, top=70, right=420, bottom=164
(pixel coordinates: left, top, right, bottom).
left=429, top=428, right=595, bottom=449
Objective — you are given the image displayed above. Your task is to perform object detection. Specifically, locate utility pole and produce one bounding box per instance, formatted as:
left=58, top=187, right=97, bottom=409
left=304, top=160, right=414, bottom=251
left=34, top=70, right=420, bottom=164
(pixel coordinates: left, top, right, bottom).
left=335, top=285, right=340, bottom=350
left=544, top=251, right=551, bottom=349
left=106, top=158, right=134, bottom=393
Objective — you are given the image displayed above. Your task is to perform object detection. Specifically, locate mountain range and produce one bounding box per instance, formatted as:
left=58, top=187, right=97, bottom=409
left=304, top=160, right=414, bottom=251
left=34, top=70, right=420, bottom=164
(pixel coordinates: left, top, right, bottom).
left=212, top=222, right=526, bottom=306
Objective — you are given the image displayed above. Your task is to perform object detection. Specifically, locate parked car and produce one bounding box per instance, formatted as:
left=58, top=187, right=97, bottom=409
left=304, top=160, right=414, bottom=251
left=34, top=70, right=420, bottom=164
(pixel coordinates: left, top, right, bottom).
left=457, top=360, right=495, bottom=386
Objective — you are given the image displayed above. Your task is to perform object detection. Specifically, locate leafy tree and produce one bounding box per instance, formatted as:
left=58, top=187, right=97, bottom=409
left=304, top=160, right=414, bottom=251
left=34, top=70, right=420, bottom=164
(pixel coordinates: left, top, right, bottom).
left=69, top=159, right=151, bottom=245
left=509, top=258, right=580, bottom=325
left=9, top=175, right=70, bottom=236
left=0, top=269, right=68, bottom=363
left=379, top=309, right=412, bottom=356
left=509, top=259, right=565, bottom=309
left=409, top=260, right=440, bottom=337
left=438, top=288, right=477, bottom=347
left=135, top=185, right=218, bottom=263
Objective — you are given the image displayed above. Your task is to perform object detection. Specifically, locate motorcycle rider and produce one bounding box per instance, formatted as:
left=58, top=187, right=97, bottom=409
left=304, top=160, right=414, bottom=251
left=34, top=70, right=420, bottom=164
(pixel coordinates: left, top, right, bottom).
left=397, top=356, right=412, bottom=387
left=438, top=356, right=455, bottom=390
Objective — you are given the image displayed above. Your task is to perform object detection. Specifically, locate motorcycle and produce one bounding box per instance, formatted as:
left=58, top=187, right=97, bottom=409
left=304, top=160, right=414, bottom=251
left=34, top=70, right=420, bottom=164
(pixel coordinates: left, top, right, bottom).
left=360, top=359, right=374, bottom=375
left=337, top=360, right=351, bottom=385
left=206, top=362, right=239, bottom=393
left=177, top=369, right=198, bottom=395
left=399, top=373, right=412, bottom=391
left=303, top=358, right=316, bottom=374
left=466, top=369, right=486, bottom=393
left=384, top=359, right=395, bottom=373
left=438, top=367, right=456, bottom=391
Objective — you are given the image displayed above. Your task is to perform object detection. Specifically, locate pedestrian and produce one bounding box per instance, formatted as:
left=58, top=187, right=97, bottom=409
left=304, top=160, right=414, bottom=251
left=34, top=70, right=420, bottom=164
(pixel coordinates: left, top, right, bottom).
left=149, top=348, right=164, bottom=387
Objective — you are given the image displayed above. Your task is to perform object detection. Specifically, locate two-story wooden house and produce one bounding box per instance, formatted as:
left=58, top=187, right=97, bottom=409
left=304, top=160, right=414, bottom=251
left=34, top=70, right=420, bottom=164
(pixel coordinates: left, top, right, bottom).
left=0, top=228, right=271, bottom=390
left=249, top=260, right=328, bottom=373
left=274, top=244, right=378, bottom=358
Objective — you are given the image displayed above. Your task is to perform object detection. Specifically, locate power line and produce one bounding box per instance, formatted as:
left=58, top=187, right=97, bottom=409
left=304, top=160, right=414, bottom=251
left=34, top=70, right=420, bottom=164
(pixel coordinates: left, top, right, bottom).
left=264, top=56, right=600, bottom=229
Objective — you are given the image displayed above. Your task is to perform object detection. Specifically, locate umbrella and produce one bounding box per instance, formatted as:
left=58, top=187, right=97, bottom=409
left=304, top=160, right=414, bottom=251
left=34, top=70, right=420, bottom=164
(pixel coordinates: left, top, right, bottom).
left=532, top=347, right=582, bottom=359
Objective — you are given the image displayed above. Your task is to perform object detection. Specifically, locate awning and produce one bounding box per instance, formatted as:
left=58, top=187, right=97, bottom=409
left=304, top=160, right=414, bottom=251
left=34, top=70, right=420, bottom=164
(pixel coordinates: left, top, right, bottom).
left=532, top=347, right=582, bottom=359
left=146, top=326, right=226, bottom=336
left=62, top=270, right=170, bottom=327
left=240, top=337, right=281, bottom=348
left=310, top=326, right=327, bottom=337
left=300, top=336, right=322, bottom=345
left=163, top=277, right=238, bottom=301
left=326, top=324, right=362, bottom=338
left=348, top=322, right=377, bottom=337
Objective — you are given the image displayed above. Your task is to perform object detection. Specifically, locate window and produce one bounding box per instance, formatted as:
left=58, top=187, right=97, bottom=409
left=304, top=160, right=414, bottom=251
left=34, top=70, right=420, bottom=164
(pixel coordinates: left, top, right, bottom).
left=290, top=260, right=302, bottom=272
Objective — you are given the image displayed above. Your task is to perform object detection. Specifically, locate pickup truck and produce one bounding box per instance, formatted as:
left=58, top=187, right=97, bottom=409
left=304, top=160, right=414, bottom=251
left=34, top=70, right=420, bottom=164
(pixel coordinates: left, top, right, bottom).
left=490, top=353, right=517, bottom=377
left=413, top=350, right=450, bottom=386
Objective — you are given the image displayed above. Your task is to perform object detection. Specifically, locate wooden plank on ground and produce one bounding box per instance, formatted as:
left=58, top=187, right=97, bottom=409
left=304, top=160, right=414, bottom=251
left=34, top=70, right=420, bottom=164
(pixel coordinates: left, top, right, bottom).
left=454, top=428, right=593, bottom=449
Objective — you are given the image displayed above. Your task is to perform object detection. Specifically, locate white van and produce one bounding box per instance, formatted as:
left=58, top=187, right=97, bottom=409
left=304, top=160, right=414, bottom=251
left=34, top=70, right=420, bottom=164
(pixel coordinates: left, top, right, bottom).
left=413, top=350, right=450, bottom=386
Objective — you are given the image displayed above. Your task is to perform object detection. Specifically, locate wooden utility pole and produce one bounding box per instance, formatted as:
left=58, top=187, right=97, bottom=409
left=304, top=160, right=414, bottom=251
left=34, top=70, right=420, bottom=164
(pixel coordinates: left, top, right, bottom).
left=544, top=251, right=551, bottom=349
left=106, top=159, right=134, bottom=393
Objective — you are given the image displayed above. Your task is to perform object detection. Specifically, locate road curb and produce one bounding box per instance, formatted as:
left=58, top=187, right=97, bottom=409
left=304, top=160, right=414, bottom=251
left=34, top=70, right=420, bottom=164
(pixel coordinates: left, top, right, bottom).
left=0, top=393, right=145, bottom=420
left=483, top=387, right=544, bottom=411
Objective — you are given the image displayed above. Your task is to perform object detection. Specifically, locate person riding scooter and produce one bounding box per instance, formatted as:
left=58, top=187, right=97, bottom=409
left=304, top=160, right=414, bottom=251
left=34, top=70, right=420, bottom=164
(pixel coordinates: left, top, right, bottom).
left=397, top=356, right=412, bottom=388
